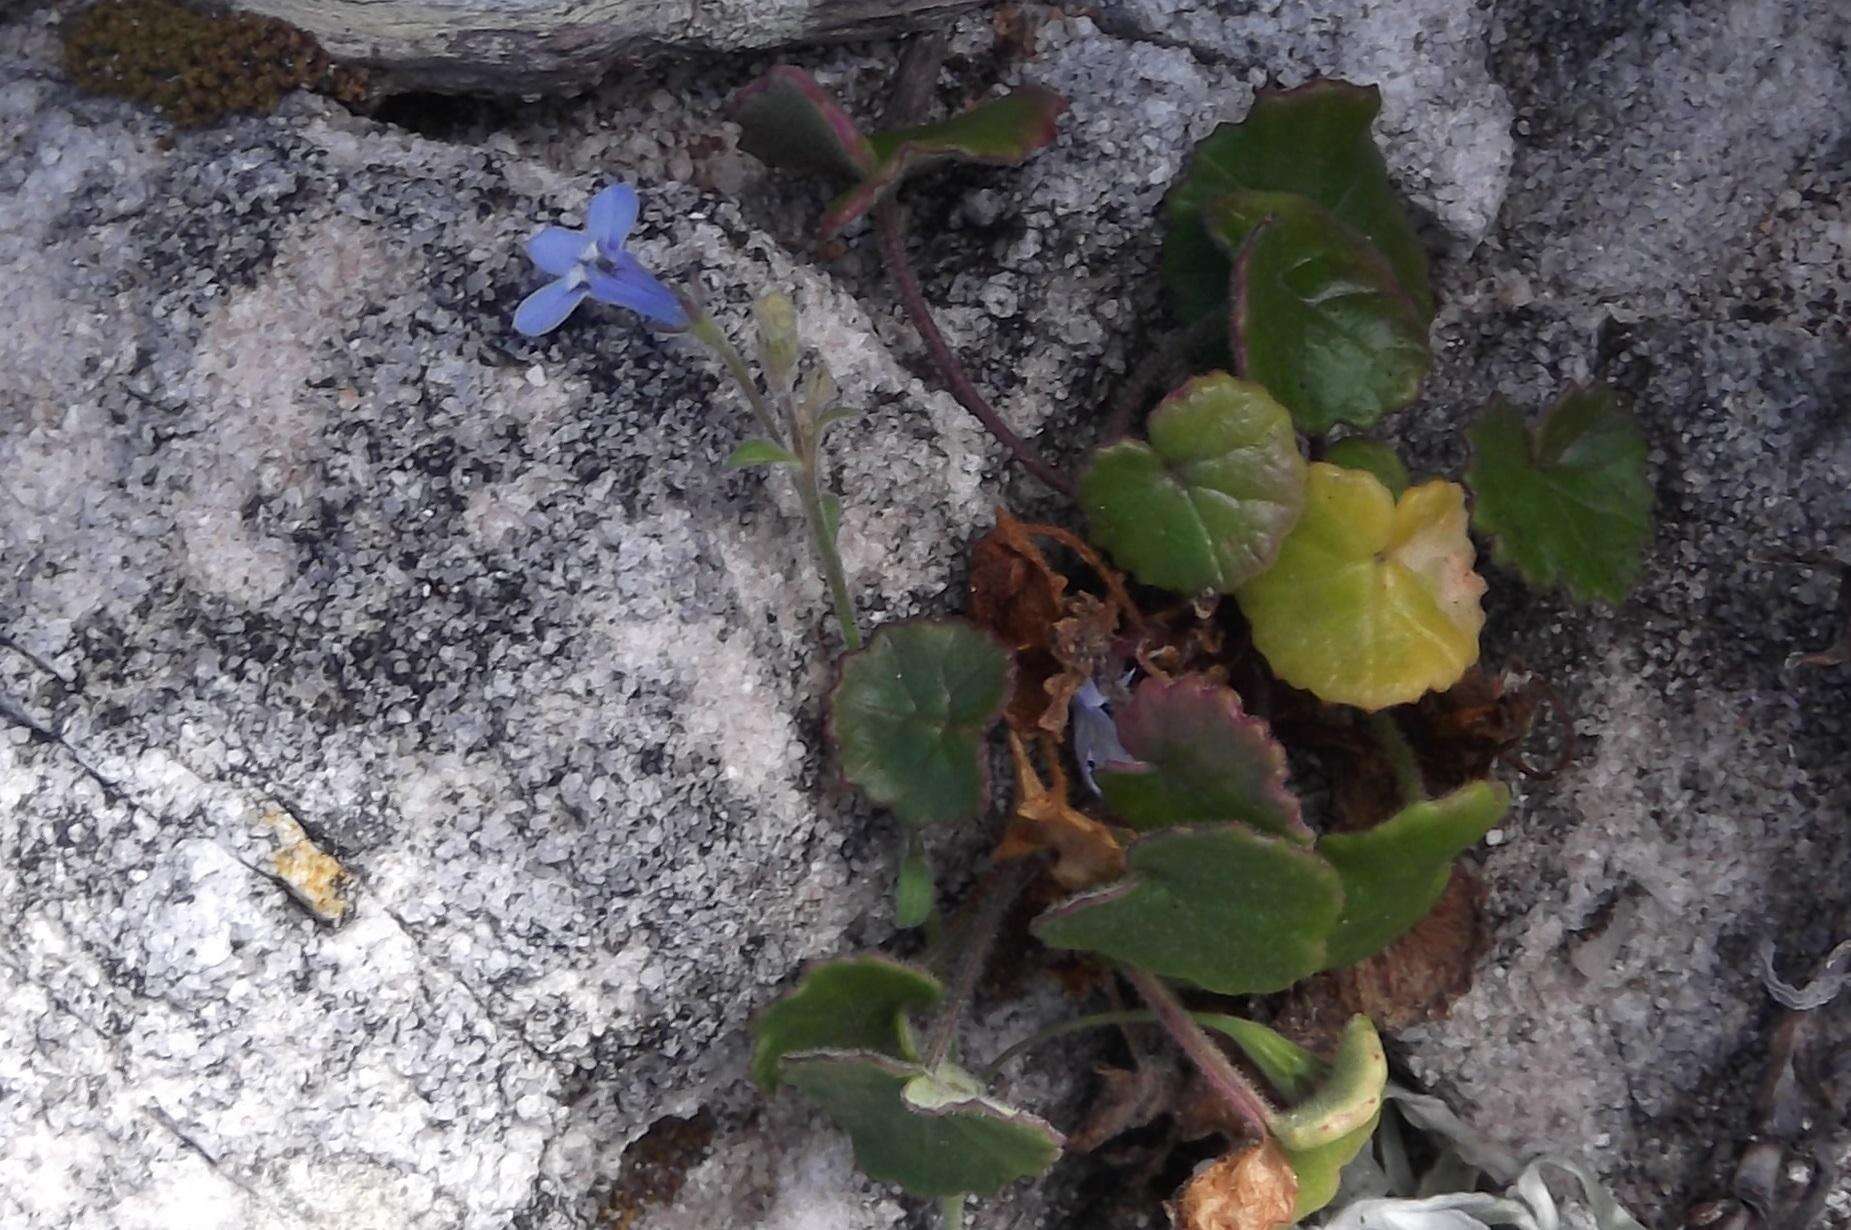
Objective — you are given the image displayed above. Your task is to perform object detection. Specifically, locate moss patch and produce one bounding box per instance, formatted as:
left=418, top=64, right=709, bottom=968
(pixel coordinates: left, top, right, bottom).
left=62, top=0, right=367, bottom=127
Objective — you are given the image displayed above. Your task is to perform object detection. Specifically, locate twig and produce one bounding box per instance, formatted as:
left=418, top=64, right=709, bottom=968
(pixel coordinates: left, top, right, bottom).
left=921, top=856, right=1044, bottom=1071
left=874, top=200, right=1077, bottom=500
left=882, top=31, right=948, bottom=129
left=1104, top=312, right=1225, bottom=440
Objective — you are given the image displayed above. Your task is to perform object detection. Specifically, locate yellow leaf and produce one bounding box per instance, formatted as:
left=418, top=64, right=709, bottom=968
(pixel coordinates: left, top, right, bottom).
left=1237, top=464, right=1485, bottom=710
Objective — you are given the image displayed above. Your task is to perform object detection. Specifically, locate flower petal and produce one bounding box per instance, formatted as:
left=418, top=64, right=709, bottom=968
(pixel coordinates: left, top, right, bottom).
left=585, top=253, right=689, bottom=329
left=586, top=183, right=639, bottom=252
left=513, top=277, right=589, bottom=336
left=527, top=226, right=591, bottom=276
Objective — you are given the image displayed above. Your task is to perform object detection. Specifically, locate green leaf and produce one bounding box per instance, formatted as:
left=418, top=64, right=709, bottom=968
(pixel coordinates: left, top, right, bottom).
left=1465, top=385, right=1653, bottom=604
left=1218, top=191, right=1430, bottom=435
left=750, top=956, right=942, bottom=1091
left=820, top=86, right=1068, bottom=237
left=829, top=619, right=1013, bottom=827
left=730, top=66, right=877, bottom=181
left=1324, top=437, right=1409, bottom=497
left=819, top=493, right=842, bottom=543
left=1162, top=79, right=1432, bottom=333
left=1268, top=1016, right=1387, bottom=1151
left=895, top=832, right=934, bottom=929
left=782, top=1051, right=1063, bottom=1196
left=727, top=439, right=800, bottom=469
left=1079, top=372, right=1306, bottom=594
left=1033, top=823, right=1342, bottom=994
left=1198, top=1013, right=1326, bottom=1102
left=1200, top=1014, right=1384, bottom=1219
left=1287, top=1113, right=1381, bottom=1217
left=1317, top=780, right=1509, bottom=969
left=1094, top=675, right=1309, bottom=841
left=1237, top=464, right=1487, bottom=710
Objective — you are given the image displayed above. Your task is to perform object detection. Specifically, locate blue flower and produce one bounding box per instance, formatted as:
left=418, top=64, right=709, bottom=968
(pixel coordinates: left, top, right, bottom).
left=513, top=183, right=691, bottom=336
left=1072, top=676, right=1135, bottom=796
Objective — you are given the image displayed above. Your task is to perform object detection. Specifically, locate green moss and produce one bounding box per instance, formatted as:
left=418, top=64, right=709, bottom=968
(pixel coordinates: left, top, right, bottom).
left=62, top=0, right=367, bottom=128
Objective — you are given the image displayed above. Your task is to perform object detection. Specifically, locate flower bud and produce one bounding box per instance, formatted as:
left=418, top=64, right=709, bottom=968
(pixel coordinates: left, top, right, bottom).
left=753, top=291, right=800, bottom=392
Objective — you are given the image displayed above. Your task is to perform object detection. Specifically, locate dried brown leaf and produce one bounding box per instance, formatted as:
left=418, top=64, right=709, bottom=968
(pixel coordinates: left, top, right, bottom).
left=968, top=509, right=1070, bottom=733
left=1039, top=592, right=1121, bottom=739
left=996, top=732, right=1126, bottom=891
left=1069, top=1055, right=1187, bottom=1154
left=1171, top=1139, right=1298, bottom=1230
left=1275, top=868, right=1485, bottom=1051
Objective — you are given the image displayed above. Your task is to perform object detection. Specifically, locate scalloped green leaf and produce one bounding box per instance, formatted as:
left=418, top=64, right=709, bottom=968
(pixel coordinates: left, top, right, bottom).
left=1163, top=79, right=1432, bottom=332
left=1032, top=823, right=1341, bottom=994
left=829, top=620, right=1012, bottom=827
left=751, top=956, right=943, bottom=1091
left=1237, top=463, right=1487, bottom=710
left=1079, top=373, right=1306, bottom=594
left=1317, top=780, right=1509, bottom=969
left=1466, top=385, right=1653, bottom=605
left=1324, top=437, right=1409, bottom=496
left=1094, top=675, right=1308, bottom=841
left=730, top=66, right=878, bottom=182
left=821, top=86, right=1068, bottom=237
left=782, top=1051, right=1063, bottom=1196
left=1217, top=191, right=1430, bottom=435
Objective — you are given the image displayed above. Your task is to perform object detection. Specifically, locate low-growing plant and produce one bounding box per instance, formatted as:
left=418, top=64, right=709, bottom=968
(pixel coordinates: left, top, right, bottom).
left=511, top=42, right=1654, bottom=1230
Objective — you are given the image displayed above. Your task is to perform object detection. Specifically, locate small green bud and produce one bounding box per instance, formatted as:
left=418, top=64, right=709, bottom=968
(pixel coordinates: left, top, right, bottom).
left=801, top=363, right=838, bottom=419
left=754, top=292, right=801, bottom=392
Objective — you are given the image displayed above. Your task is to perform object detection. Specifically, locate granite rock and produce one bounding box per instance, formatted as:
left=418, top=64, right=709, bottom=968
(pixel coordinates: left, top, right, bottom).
left=226, top=0, right=982, bottom=93
left=3, top=0, right=1850, bottom=1227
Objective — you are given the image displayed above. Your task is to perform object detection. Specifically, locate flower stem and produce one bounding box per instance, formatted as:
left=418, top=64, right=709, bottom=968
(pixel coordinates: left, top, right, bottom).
left=691, top=312, right=784, bottom=443
left=874, top=200, right=1077, bottom=500
left=796, top=455, right=861, bottom=652
left=922, top=856, right=1043, bottom=1071
left=1123, top=967, right=1274, bottom=1137
left=1367, top=710, right=1427, bottom=804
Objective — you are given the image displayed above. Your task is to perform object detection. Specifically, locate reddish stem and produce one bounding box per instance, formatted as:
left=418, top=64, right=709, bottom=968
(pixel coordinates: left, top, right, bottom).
left=1124, top=966, right=1273, bottom=1137
left=874, top=200, right=1077, bottom=500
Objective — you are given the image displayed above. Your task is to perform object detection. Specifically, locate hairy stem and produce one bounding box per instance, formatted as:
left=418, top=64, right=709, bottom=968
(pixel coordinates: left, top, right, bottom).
left=1367, top=710, right=1426, bottom=804
left=1124, top=967, right=1273, bottom=1137
left=922, top=856, right=1043, bottom=1071
left=874, top=200, right=1077, bottom=500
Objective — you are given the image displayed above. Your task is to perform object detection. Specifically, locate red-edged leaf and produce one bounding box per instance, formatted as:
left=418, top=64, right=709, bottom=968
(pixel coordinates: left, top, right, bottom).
left=820, top=86, right=1068, bottom=236
left=1095, top=676, right=1309, bottom=842
left=731, top=66, right=878, bottom=182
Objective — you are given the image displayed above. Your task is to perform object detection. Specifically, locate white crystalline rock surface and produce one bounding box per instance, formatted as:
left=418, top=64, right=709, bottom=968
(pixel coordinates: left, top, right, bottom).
left=3, top=0, right=1850, bottom=1228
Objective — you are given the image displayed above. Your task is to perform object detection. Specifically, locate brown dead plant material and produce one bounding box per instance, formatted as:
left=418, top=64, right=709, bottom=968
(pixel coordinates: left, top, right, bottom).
left=968, top=508, right=1140, bottom=737
left=1171, top=1139, right=1298, bottom=1230
left=996, top=731, right=1126, bottom=891
left=1275, top=869, right=1486, bottom=1051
